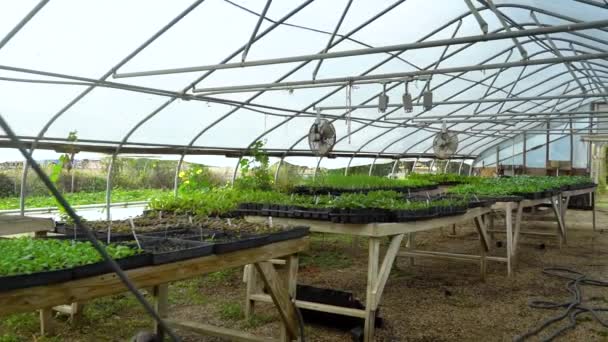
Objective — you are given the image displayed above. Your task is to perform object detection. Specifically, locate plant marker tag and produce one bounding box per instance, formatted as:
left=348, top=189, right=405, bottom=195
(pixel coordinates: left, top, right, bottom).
left=159, top=211, right=162, bottom=220
left=129, top=218, right=142, bottom=250
left=268, top=216, right=273, bottom=228
left=227, top=218, right=232, bottom=227
left=188, top=215, right=193, bottom=224
left=107, top=226, right=111, bottom=245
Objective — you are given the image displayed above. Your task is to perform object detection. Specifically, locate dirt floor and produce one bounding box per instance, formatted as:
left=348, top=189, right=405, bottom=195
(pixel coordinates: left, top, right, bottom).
left=1, top=208, right=608, bottom=342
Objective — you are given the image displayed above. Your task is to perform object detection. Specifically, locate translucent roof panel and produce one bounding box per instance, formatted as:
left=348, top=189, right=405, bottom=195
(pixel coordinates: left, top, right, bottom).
left=0, top=0, right=605, bottom=162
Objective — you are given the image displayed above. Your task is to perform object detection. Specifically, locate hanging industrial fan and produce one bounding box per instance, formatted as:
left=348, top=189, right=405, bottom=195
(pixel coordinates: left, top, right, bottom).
left=432, top=122, right=459, bottom=159
left=308, top=111, right=336, bottom=156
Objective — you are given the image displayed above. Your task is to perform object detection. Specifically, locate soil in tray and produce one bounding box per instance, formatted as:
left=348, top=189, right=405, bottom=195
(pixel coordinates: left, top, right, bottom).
left=135, top=237, right=214, bottom=264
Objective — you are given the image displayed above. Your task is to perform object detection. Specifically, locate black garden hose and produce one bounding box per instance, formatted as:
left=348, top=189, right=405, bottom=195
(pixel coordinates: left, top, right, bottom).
left=514, top=267, right=608, bottom=342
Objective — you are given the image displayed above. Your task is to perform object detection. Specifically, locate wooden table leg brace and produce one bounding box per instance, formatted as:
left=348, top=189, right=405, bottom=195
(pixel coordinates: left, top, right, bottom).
left=364, top=234, right=404, bottom=342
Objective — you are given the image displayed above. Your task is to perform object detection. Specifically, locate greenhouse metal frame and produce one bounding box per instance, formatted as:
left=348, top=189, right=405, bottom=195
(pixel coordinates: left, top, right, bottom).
left=0, top=0, right=606, bottom=217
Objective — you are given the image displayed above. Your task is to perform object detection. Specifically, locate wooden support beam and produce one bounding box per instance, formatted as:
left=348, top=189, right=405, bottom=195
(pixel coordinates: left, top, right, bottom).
left=371, top=234, right=404, bottom=310
left=153, top=284, right=169, bottom=337
left=166, top=319, right=279, bottom=342
left=0, top=237, right=309, bottom=317
left=249, top=294, right=366, bottom=318
left=254, top=262, right=299, bottom=341
left=398, top=250, right=507, bottom=263
left=0, top=216, right=53, bottom=236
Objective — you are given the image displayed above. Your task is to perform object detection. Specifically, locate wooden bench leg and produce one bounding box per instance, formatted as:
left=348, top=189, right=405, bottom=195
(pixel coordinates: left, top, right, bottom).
left=255, top=262, right=299, bottom=342
left=39, top=308, right=53, bottom=336
left=153, top=284, right=169, bottom=339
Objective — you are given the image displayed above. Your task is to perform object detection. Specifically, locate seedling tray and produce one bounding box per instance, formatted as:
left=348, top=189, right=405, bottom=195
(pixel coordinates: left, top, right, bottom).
left=0, top=268, right=73, bottom=293
left=71, top=253, right=152, bottom=280
left=330, top=208, right=391, bottom=224
left=393, top=208, right=437, bottom=222
left=208, top=233, right=271, bottom=254
left=265, top=226, right=310, bottom=244
left=136, top=237, right=214, bottom=265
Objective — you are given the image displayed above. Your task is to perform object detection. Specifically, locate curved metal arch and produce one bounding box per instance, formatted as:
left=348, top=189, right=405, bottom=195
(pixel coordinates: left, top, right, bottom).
left=175, top=0, right=408, bottom=187
left=416, top=69, right=602, bottom=154
left=455, top=73, right=608, bottom=156
left=457, top=98, right=598, bottom=157
left=272, top=19, right=608, bottom=164
left=17, top=0, right=208, bottom=215
left=349, top=31, right=608, bottom=157
left=463, top=96, right=603, bottom=157
left=107, top=0, right=315, bottom=211
left=225, top=2, right=608, bottom=159
left=392, top=43, right=608, bottom=156
left=335, top=42, right=596, bottom=163
left=224, top=4, right=522, bottom=165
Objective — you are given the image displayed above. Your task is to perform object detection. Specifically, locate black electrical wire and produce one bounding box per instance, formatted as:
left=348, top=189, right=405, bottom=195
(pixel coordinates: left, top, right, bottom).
left=0, top=114, right=181, bottom=342
left=514, top=267, right=608, bottom=342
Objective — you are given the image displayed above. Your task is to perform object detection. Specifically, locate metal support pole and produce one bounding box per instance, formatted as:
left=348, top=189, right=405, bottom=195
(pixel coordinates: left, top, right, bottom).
left=411, top=157, right=419, bottom=173
left=546, top=120, right=550, bottom=173
left=173, top=157, right=184, bottom=197
left=463, top=0, right=488, bottom=34
left=117, top=19, right=608, bottom=78
left=444, top=159, right=450, bottom=173
left=345, top=157, right=354, bottom=176
left=231, top=157, right=242, bottom=186
left=570, top=115, right=574, bottom=173
left=496, top=146, right=500, bottom=174
left=19, top=159, right=28, bottom=216
left=469, top=160, right=475, bottom=176
left=192, top=52, right=608, bottom=94
left=314, top=157, right=322, bottom=180
left=530, top=11, right=586, bottom=92
left=430, top=159, right=436, bottom=173
left=274, top=157, right=284, bottom=183
left=0, top=0, right=49, bottom=50
left=391, top=158, right=400, bottom=175
left=105, top=156, right=115, bottom=222
left=368, top=157, right=377, bottom=176
left=485, top=0, right=528, bottom=59
left=523, top=132, right=527, bottom=174
left=458, top=159, right=465, bottom=175
left=312, top=0, right=353, bottom=80
left=241, top=0, right=272, bottom=62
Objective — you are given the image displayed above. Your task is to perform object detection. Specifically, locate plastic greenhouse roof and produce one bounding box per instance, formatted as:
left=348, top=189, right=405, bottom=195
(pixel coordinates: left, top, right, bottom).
left=0, top=0, right=607, bottom=165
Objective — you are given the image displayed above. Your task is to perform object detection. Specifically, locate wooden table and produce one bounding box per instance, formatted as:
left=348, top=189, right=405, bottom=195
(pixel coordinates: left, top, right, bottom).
left=0, top=215, right=54, bottom=237
left=488, top=186, right=597, bottom=275
left=0, top=237, right=309, bottom=342
left=246, top=206, right=492, bottom=342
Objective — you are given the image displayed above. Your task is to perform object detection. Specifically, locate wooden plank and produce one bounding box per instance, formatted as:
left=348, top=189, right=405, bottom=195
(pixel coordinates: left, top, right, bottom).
left=504, top=202, right=514, bottom=276
left=512, top=205, right=524, bottom=258
left=249, top=294, right=366, bottom=318
left=166, top=319, right=279, bottom=342
left=153, top=284, right=169, bottom=336
left=371, top=234, right=404, bottom=310
left=0, top=237, right=309, bottom=316
left=364, top=238, right=380, bottom=342
left=488, top=229, right=558, bottom=237
left=246, top=207, right=492, bottom=237
left=398, top=250, right=507, bottom=263
left=254, top=262, right=299, bottom=340
left=0, top=216, right=54, bottom=236
left=39, top=308, right=53, bottom=336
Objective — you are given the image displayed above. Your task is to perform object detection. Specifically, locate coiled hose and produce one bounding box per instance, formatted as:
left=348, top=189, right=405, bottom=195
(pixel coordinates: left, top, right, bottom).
left=514, top=267, right=608, bottom=342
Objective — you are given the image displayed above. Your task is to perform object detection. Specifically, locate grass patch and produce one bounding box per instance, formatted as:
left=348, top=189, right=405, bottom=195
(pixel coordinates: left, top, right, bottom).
left=204, top=269, right=238, bottom=284
left=0, top=313, right=38, bottom=335
left=0, top=334, right=22, bottom=342
left=170, top=278, right=206, bottom=305
left=243, top=314, right=276, bottom=329
left=301, top=249, right=352, bottom=269
left=218, top=302, right=243, bottom=321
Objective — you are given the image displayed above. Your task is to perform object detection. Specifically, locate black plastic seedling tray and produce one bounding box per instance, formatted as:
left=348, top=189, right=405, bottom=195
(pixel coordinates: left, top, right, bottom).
left=71, top=253, right=152, bottom=280
left=265, top=227, right=310, bottom=244
left=0, top=268, right=73, bottom=293
left=137, top=237, right=214, bottom=265
left=209, top=233, right=271, bottom=254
